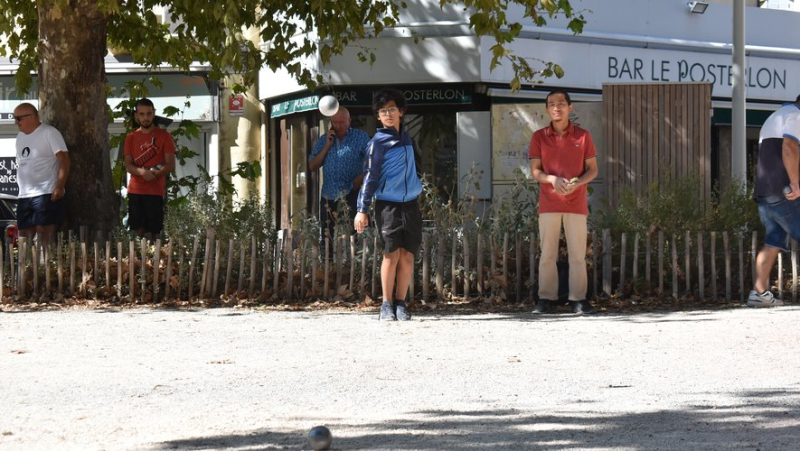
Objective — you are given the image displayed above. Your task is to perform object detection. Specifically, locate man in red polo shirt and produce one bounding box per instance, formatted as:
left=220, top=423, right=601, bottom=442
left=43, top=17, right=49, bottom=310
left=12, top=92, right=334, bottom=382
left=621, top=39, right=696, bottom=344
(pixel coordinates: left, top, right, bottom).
left=529, top=90, right=598, bottom=314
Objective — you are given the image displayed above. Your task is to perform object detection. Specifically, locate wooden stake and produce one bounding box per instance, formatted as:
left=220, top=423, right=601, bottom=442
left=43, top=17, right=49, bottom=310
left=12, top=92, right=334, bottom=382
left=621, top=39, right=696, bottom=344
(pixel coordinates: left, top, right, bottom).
left=129, top=241, right=135, bottom=299
left=658, top=231, right=664, bottom=295
left=212, top=239, right=222, bottom=297
left=619, top=232, right=627, bottom=295
left=360, top=235, right=367, bottom=298
left=529, top=232, right=535, bottom=302
left=249, top=236, right=257, bottom=297
left=671, top=234, right=678, bottom=300
left=140, top=238, right=146, bottom=303
left=711, top=231, right=718, bottom=300
left=685, top=231, right=691, bottom=295
left=165, top=242, right=173, bottom=301
left=697, top=232, right=705, bottom=300
left=285, top=232, right=293, bottom=300
left=422, top=232, right=429, bottom=302
left=81, top=241, right=88, bottom=298
left=723, top=231, right=731, bottom=302
left=592, top=230, right=598, bottom=298
left=237, top=241, right=246, bottom=294
left=117, top=242, right=122, bottom=299
left=225, top=239, right=234, bottom=295
left=32, top=244, right=39, bottom=296
left=632, top=233, right=640, bottom=295
left=153, top=239, right=161, bottom=303
left=451, top=234, right=458, bottom=297
left=323, top=235, right=330, bottom=300
left=603, top=229, right=612, bottom=297
left=9, top=242, right=16, bottom=297
left=349, top=235, right=356, bottom=293
left=310, top=242, right=317, bottom=298
left=105, top=240, right=111, bottom=292
left=372, top=235, right=379, bottom=301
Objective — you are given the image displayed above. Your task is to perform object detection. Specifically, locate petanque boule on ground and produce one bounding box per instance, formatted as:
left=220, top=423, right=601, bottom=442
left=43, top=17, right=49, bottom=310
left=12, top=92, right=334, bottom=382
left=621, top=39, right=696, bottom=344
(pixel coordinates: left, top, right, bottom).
left=307, top=425, right=333, bottom=450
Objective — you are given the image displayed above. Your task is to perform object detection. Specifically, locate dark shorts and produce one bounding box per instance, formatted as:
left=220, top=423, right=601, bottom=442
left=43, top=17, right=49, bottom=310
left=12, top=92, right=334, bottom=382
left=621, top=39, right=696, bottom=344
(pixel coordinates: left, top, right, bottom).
left=375, top=198, right=422, bottom=255
left=758, top=197, right=800, bottom=251
left=17, top=194, right=64, bottom=230
left=128, top=193, right=165, bottom=234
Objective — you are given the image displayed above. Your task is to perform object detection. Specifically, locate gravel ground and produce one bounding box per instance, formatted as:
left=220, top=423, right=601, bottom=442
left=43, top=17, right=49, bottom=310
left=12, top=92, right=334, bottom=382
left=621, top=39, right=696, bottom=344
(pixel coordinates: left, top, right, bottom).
left=1, top=306, right=800, bottom=450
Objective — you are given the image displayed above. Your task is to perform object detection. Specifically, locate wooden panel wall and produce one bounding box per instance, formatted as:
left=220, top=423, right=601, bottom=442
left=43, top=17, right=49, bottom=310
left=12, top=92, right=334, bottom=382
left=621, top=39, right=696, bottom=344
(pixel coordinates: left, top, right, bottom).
left=603, top=83, right=711, bottom=208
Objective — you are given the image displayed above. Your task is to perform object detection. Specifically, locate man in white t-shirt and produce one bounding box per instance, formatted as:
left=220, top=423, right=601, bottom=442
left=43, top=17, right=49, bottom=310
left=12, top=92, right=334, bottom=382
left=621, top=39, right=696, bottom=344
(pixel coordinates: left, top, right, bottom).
left=748, top=95, right=800, bottom=308
left=14, top=103, right=70, bottom=245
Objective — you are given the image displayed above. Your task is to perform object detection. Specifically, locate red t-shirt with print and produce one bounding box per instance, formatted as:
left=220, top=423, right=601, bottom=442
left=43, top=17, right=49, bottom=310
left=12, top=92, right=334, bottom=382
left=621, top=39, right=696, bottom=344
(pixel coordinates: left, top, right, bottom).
left=124, top=128, right=176, bottom=196
left=529, top=122, right=597, bottom=215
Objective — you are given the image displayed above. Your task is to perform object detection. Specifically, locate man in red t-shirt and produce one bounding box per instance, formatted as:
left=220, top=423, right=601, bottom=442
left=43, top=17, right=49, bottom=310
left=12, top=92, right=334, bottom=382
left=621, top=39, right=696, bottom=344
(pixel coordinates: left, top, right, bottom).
left=124, top=98, right=176, bottom=240
left=529, top=90, right=598, bottom=314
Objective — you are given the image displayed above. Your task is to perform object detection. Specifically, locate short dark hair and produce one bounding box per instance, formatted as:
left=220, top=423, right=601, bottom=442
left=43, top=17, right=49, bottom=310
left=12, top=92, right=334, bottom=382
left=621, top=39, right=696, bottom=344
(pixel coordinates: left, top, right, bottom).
left=135, top=98, right=155, bottom=112
left=545, top=89, right=572, bottom=106
left=795, top=94, right=800, bottom=104
left=372, top=88, right=406, bottom=114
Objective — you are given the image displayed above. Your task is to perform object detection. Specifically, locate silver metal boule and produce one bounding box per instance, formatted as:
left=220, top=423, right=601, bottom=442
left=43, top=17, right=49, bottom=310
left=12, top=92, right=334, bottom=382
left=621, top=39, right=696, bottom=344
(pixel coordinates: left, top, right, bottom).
left=318, top=95, right=340, bottom=117
left=307, top=425, right=333, bottom=450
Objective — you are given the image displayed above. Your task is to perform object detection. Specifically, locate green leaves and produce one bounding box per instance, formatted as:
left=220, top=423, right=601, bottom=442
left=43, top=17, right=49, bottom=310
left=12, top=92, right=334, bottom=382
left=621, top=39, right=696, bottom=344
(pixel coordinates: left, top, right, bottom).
left=1, top=0, right=584, bottom=96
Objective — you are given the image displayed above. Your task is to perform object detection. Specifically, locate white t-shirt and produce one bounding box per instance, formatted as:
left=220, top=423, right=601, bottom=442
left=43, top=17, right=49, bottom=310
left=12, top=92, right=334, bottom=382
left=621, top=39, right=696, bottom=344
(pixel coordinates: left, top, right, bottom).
left=16, top=123, right=68, bottom=198
left=758, top=103, right=800, bottom=142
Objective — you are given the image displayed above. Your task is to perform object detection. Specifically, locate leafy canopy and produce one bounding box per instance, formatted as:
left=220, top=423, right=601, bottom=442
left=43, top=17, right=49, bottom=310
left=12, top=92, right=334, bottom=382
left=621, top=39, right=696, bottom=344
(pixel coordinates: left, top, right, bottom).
left=0, top=0, right=584, bottom=93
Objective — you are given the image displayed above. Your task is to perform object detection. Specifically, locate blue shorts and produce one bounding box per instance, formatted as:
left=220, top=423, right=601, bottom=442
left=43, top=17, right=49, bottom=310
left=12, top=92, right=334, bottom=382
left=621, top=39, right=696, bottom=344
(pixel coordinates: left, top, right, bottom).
left=758, top=197, right=800, bottom=251
left=17, top=194, right=64, bottom=230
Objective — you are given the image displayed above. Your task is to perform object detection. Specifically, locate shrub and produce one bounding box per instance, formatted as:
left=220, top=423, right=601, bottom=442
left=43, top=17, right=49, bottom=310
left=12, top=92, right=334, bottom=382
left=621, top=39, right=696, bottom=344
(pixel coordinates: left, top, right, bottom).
left=593, top=175, right=760, bottom=234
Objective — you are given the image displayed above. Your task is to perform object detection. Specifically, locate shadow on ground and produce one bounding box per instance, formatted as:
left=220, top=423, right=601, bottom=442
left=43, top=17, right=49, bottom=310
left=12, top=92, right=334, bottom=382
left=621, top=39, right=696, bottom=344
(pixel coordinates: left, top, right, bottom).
left=156, top=389, right=800, bottom=450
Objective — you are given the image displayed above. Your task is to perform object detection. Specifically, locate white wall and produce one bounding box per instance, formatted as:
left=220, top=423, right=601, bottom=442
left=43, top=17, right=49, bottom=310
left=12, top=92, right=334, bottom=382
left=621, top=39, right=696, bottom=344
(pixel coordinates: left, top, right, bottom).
left=260, top=0, right=800, bottom=101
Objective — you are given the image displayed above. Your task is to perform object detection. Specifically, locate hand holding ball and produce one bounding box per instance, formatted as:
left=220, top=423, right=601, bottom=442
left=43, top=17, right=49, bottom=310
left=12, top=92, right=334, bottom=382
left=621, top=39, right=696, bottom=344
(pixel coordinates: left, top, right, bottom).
left=318, top=95, right=340, bottom=117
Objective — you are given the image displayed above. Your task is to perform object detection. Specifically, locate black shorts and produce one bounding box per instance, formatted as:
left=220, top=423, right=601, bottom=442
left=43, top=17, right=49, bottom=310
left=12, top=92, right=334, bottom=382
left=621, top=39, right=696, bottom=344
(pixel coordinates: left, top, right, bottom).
left=128, top=194, right=165, bottom=234
left=375, top=198, right=422, bottom=255
left=17, top=194, right=64, bottom=229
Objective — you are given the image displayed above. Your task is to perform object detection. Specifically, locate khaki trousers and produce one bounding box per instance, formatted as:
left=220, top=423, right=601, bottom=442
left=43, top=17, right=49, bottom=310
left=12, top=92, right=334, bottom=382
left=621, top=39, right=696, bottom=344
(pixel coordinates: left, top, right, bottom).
left=538, top=213, right=588, bottom=301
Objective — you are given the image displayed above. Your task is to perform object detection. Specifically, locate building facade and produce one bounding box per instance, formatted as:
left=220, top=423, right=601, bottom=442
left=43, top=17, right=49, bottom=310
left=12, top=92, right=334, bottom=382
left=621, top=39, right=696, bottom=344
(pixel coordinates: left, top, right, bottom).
left=258, top=0, right=800, bottom=228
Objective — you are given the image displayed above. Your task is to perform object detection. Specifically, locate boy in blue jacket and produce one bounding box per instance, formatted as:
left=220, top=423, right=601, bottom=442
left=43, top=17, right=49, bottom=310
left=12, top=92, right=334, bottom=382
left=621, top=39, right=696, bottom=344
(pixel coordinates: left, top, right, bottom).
left=354, top=88, right=423, bottom=321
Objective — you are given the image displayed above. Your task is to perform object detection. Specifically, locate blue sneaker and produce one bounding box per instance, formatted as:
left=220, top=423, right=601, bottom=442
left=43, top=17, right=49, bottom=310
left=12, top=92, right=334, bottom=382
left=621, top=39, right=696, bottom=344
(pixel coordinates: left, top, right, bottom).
left=379, top=301, right=396, bottom=321
left=395, top=301, right=410, bottom=321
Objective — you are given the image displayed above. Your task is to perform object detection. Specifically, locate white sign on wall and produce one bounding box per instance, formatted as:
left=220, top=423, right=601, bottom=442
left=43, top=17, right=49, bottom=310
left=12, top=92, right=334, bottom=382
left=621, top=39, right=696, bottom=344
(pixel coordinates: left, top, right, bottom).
left=481, top=38, right=800, bottom=103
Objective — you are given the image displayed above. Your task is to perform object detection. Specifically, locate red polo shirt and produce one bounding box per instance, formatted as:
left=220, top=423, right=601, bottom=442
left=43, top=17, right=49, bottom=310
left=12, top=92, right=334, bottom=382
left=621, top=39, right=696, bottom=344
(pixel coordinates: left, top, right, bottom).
left=529, top=121, right=596, bottom=215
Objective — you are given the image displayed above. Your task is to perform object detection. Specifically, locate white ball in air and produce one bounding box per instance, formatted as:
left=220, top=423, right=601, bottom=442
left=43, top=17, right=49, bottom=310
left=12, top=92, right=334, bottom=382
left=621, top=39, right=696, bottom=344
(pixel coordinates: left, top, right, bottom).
left=318, top=95, right=339, bottom=117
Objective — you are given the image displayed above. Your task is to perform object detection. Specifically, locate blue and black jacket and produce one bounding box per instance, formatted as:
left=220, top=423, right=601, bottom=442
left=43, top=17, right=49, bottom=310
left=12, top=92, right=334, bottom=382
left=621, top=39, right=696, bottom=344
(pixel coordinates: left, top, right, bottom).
left=357, top=125, right=422, bottom=213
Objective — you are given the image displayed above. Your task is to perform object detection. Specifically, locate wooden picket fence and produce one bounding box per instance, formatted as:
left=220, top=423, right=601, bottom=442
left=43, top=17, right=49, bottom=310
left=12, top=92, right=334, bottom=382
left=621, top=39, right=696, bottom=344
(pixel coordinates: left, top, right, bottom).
left=1, top=228, right=796, bottom=304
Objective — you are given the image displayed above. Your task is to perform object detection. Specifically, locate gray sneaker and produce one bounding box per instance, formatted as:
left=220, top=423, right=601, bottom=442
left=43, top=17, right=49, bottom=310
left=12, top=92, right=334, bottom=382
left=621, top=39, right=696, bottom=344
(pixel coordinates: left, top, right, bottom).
left=379, top=301, right=397, bottom=321
left=395, top=301, right=410, bottom=321
left=747, top=290, right=784, bottom=308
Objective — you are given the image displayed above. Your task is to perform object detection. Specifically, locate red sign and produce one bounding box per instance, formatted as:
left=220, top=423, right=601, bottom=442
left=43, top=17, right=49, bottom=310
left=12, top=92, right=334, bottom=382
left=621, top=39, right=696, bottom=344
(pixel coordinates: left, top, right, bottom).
left=229, top=94, right=245, bottom=116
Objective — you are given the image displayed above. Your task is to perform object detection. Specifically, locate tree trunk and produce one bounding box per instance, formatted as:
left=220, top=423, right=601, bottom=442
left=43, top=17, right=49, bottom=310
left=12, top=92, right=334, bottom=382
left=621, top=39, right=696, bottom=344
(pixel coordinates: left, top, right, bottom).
left=38, top=1, right=118, bottom=232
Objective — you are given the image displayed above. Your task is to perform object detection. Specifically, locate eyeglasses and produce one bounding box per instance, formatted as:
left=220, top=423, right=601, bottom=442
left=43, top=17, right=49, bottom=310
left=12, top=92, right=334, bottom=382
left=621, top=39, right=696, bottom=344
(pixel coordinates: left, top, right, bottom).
left=378, top=107, right=399, bottom=117
left=14, top=114, right=33, bottom=122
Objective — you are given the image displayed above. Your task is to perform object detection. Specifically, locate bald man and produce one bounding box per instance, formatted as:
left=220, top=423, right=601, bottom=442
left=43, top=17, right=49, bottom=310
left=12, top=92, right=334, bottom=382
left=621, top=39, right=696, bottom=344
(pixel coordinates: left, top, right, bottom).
left=309, top=107, right=369, bottom=255
left=13, top=102, right=70, bottom=245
